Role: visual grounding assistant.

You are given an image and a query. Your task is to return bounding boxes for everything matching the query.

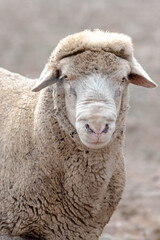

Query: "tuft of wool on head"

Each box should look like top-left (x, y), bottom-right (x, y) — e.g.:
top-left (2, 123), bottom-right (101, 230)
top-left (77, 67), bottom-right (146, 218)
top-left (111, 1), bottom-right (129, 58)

top-left (51, 30), bottom-right (133, 63)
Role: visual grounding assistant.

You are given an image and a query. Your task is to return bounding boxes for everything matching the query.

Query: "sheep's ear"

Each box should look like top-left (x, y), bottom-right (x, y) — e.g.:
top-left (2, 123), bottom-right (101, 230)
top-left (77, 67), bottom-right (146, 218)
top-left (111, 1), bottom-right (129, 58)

top-left (129, 58), bottom-right (157, 88)
top-left (32, 64), bottom-right (59, 92)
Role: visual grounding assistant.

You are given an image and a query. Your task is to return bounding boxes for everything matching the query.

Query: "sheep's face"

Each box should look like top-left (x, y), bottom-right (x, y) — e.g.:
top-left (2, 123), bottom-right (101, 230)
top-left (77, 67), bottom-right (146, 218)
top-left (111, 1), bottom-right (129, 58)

top-left (32, 31), bottom-right (157, 149)
top-left (60, 51), bottom-right (130, 149)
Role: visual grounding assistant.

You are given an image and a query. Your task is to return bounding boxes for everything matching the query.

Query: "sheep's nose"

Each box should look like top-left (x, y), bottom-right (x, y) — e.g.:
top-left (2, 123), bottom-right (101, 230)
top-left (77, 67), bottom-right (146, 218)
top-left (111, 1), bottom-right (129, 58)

top-left (85, 123), bottom-right (109, 135)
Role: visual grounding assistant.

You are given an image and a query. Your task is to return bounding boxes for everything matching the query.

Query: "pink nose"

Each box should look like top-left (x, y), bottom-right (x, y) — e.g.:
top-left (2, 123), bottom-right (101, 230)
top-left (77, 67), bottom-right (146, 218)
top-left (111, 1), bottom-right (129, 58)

top-left (85, 123), bottom-right (109, 135)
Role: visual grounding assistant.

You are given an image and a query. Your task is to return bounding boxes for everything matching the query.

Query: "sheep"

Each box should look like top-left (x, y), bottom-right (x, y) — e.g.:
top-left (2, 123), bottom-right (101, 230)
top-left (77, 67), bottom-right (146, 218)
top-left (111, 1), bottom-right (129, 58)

top-left (0, 30), bottom-right (157, 240)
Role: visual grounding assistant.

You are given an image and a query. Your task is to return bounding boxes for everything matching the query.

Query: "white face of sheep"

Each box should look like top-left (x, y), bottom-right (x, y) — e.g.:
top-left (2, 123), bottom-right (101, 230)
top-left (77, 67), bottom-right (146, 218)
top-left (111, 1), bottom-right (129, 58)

top-left (62, 66), bottom-right (129, 149)
top-left (32, 52), bottom-right (157, 149)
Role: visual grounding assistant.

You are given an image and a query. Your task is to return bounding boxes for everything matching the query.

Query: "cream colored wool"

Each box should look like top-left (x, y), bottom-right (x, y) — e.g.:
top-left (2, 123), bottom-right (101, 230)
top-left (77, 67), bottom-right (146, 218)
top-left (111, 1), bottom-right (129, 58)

top-left (53, 29), bottom-right (133, 62)
top-left (0, 30), bottom-right (155, 240)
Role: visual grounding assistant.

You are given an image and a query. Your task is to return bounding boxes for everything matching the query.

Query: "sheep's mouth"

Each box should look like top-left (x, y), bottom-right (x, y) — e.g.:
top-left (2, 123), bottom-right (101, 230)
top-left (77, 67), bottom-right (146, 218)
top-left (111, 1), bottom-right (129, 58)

top-left (77, 126), bottom-right (114, 149)
top-left (87, 141), bottom-right (104, 145)
top-left (77, 128), bottom-right (114, 149)
top-left (86, 141), bottom-right (108, 149)
top-left (79, 138), bottom-right (110, 149)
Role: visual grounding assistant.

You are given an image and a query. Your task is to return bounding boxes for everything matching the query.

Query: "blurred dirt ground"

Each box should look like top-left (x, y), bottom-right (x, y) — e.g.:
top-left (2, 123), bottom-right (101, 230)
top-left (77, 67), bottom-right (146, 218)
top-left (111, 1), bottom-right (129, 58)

top-left (0, 0), bottom-right (160, 239)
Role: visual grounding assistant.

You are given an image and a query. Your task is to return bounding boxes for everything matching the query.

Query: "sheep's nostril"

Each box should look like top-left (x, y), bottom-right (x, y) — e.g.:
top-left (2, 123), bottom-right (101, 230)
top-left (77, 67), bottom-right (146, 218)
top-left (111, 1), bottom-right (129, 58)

top-left (85, 123), bottom-right (109, 134)
top-left (85, 124), bottom-right (94, 134)
top-left (102, 124), bottom-right (109, 134)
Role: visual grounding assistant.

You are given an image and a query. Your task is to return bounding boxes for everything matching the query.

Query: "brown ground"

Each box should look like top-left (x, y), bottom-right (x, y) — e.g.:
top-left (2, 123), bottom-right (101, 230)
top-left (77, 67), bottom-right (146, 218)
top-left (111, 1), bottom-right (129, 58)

top-left (0, 0), bottom-right (160, 239)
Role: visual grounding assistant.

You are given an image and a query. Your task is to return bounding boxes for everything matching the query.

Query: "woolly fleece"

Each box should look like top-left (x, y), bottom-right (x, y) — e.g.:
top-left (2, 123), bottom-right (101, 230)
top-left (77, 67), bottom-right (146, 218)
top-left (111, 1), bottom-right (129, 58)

top-left (52, 30), bottom-right (133, 63)
top-left (0, 30), bottom-right (131, 240)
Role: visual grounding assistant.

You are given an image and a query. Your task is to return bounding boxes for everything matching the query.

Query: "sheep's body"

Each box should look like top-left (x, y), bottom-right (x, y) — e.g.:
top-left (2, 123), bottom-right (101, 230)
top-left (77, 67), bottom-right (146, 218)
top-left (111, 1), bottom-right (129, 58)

top-left (0, 30), bottom-right (156, 240)
top-left (0, 67), bottom-right (126, 239)
top-left (0, 236), bottom-right (25, 240)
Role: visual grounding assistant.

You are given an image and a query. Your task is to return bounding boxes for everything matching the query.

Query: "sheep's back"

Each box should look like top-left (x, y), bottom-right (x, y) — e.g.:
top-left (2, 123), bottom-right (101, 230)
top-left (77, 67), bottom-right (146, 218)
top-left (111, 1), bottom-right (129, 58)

top-left (0, 68), bottom-right (37, 154)
top-left (0, 68), bottom-right (38, 202)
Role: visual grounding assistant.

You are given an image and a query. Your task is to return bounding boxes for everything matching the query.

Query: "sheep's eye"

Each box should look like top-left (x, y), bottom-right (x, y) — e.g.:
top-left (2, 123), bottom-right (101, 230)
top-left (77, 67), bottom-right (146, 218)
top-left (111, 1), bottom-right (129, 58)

top-left (63, 75), bottom-right (69, 81)
top-left (60, 75), bottom-right (69, 81)
top-left (121, 77), bottom-right (126, 83)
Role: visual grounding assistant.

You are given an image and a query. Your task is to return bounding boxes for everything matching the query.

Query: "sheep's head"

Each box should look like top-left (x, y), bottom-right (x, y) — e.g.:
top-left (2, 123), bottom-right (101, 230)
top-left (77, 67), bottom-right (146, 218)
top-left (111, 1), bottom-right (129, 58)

top-left (32, 30), bottom-right (157, 149)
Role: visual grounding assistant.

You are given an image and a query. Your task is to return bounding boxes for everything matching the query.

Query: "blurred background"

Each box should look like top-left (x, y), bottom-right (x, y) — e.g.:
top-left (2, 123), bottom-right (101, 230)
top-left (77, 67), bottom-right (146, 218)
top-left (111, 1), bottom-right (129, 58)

top-left (0, 0), bottom-right (160, 239)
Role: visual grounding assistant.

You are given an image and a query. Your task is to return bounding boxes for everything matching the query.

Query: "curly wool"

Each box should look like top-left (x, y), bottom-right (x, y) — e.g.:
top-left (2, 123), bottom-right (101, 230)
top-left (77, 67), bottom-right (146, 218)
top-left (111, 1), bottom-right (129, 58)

top-left (0, 68), bottom-right (127, 239)
top-left (31, 82), bottom-right (127, 239)
top-left (0, 30), bottom-right (130, 240)
top-left (52, 29), bottom-right (133, 63)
